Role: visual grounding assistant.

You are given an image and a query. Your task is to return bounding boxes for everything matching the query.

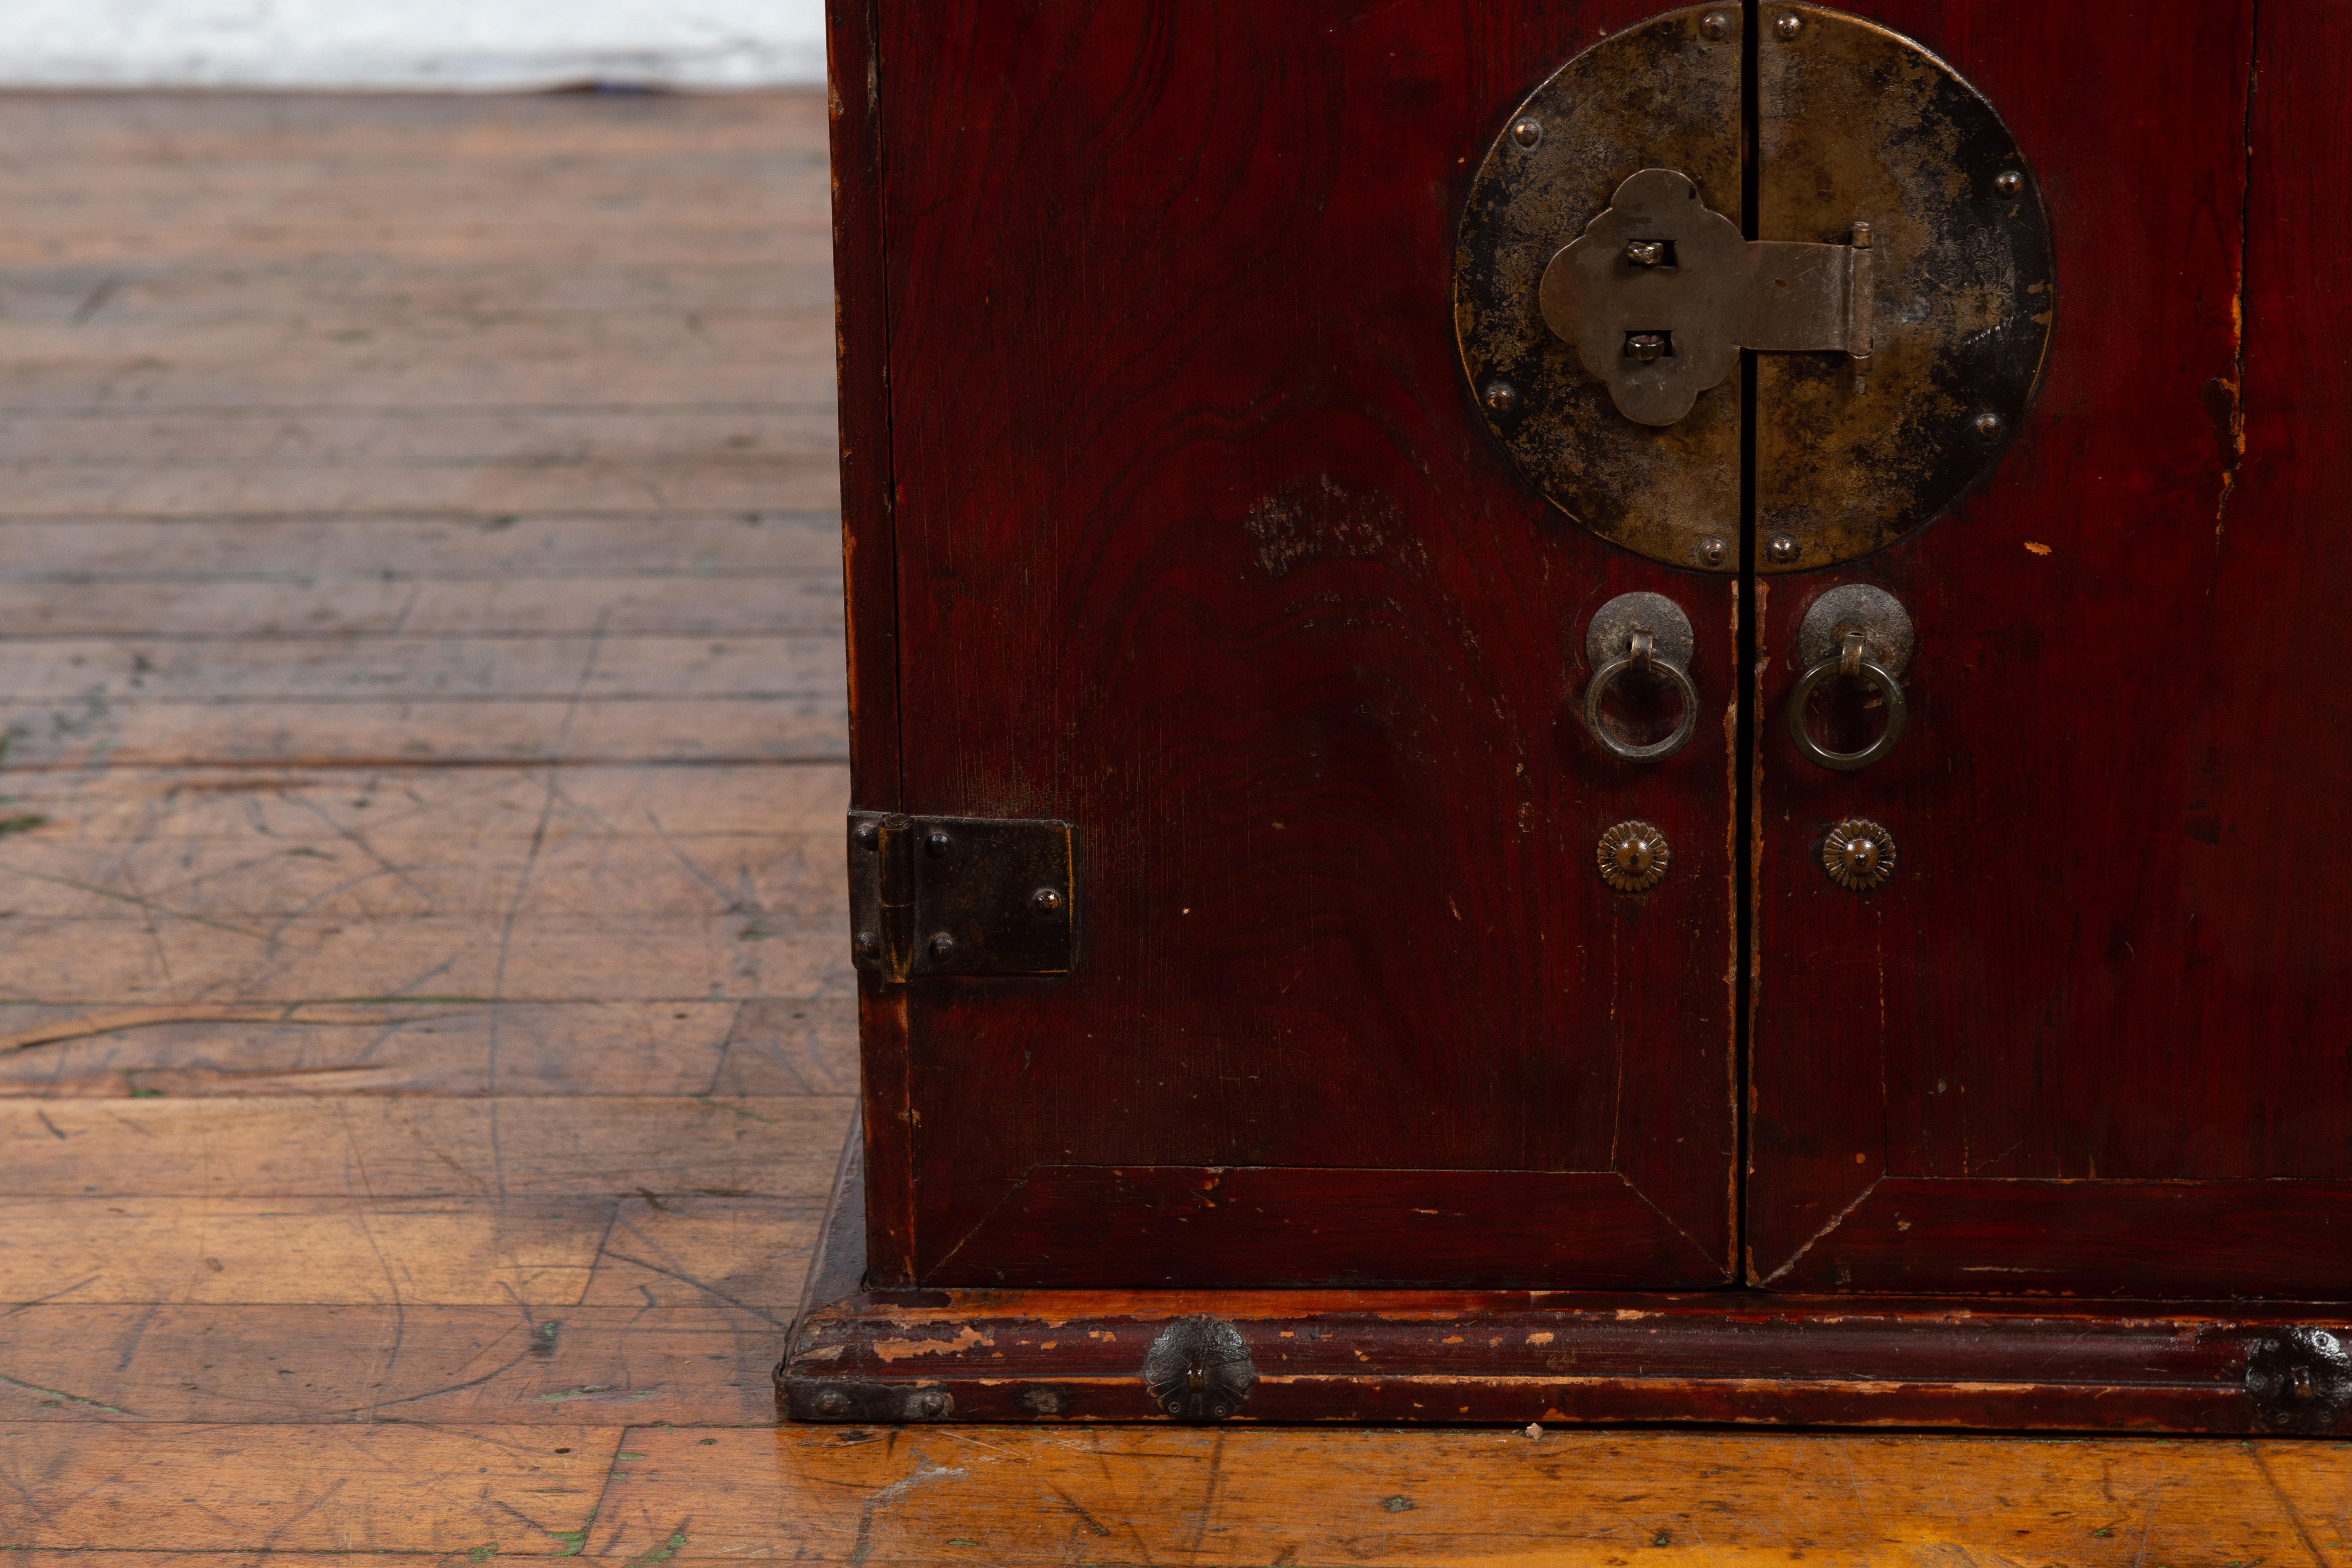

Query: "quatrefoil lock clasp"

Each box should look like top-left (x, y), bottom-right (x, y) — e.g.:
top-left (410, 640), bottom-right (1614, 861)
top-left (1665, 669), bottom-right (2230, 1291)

top-left (1539, 167), bottom-right (1876, 426)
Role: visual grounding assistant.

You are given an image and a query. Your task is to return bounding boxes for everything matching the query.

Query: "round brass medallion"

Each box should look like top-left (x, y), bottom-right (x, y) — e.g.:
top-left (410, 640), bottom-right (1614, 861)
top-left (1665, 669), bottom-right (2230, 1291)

top-left (1822, 818), bottom-right (1898, 891)
top-left (1597, 820), bottom-right (1672, 893)
top-left (1452, 4), bottom-right (2053, 571)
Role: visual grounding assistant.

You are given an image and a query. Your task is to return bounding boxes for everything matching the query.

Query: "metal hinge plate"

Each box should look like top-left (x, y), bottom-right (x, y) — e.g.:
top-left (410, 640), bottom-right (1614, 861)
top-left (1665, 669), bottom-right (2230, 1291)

top-left (847, 812), bottom-right (1076, 982)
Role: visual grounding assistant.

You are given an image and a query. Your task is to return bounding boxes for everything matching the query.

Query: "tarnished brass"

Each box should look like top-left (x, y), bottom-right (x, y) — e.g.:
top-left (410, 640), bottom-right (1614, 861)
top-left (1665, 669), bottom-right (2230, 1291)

top-left (1583, 591), bottom-right (1700, 763)
top-left (1539, 168), bottom-right (1874, 427)
top-left (2246, 1329), bottom-right (2352, 1435)
top-left (1788, 582), bottom-right (1915, 770)
top-left (1788, 634), bottom-right (1908, 771)
top-left (1456, 4), bottom-right (2052, 572)
top-left (1755, 6), bottom-right (2054, 571)
top-left (1796, 583), bottom-right (1914, 675)
top-left (848, 812), bottom-right (1077, 982)
top-left (1454, 6), bottom-right (1743, 572)
top-left (1597, 821), bottom-right (1673, 893)
top-left (1821, 818), bottom-right (1898, 891)
top-left (1143, 1315), bottom-right (1255, 1423)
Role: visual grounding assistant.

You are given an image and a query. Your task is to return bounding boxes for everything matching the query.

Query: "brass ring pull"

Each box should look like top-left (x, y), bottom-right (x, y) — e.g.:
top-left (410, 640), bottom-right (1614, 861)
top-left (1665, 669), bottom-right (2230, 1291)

top-left (1585, 627), bottom-right (1701, 763)
top-left (1787, 629), bottom-right (1908, 771)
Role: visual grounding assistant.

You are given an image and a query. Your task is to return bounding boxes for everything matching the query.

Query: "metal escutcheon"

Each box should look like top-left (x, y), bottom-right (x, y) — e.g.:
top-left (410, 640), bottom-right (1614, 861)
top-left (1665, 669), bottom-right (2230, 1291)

top-left (1787, 584), bottom-right (1912, 771)
top-left (1454, 4), bottom-right (2053, 571)
top-left (1583, 592), bottom-right (1700, 763)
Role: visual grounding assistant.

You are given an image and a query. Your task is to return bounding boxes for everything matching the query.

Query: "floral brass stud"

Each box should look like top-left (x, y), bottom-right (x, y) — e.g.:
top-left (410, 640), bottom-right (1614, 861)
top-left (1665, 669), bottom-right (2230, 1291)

top-left (1822, 818), bottom-right (1898, 891)
top-left (1597, 820), bottom-right (1671, 893)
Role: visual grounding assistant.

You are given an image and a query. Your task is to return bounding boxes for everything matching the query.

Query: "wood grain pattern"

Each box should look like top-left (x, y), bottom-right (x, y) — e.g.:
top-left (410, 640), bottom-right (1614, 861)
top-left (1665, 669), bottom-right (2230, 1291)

top-left (789, 1143), bottom-right (2352, 1431)
top-left (825, 0), bottom-right (918, 1292)
top-left (0, 1424), bottom-right (622, 1553)
top-left (0, 87), bottom-right (860, 1543)
top-left (0, 1096), bottom-right (846, 1197)
top-left (795, 1272), bottom-right (2349, 1431)
top-left (928, 1165), bottom-right (1720, 1289)
top-left (492, 1424), bottom-right (2352, 1564)
top-left (826, 0), bottom-right (900, 813)
top-left (1747, 0), bottom-right (2352, 1298)
top-left (0, 1195), bottom-right (815, 1308)
top-left (3, 75), bottom-right (2343, 1562)
top-left (613, 1426), bottom-right (2352, 1565)
top-left (1764, 1177), bottom-right (2352, 1298)
top-left (0, 998), bottom-right (854, 1099)
top-left (879, 0), bottom-right (1740, 1291)
top-left (0, 513), bottom-right (843, 580)
top-left (0, 1305), bottom-right (780, 1426)
top-left (0, 576), bottom-right (844, 639)
top-left (7, 1420), bottom-right (2349, 1562)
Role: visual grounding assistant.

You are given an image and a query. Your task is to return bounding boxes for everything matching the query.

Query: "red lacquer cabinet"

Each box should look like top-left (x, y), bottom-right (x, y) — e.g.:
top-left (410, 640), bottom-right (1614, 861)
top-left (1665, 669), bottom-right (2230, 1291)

top-left (786, 0), bottom-right (2352, 1432)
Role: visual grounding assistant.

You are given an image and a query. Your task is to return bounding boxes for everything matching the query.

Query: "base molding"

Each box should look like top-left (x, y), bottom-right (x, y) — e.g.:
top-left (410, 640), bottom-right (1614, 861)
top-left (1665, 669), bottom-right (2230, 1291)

top-left (781, 1136), bottom-right (2352, 1433)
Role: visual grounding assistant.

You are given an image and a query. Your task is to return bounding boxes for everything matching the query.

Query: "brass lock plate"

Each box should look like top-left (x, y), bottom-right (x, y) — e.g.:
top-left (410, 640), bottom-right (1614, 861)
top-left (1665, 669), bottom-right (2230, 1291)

top-left (1454, 5), bottom-right (2054, 572)
top-left (1539, 167), bottom-right (1874, 429)
top-left (1455, 6), bottom-right (1745, 570)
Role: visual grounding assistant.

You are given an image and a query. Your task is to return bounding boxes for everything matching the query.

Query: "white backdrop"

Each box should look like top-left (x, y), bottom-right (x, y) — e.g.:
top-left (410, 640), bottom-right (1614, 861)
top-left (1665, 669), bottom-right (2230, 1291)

top-left (6, 0), bottom-right (827, 88)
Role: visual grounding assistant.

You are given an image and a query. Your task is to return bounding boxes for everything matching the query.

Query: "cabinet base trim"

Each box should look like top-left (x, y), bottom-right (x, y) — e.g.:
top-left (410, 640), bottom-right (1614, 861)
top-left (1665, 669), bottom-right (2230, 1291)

top-left (784, 1126), bottom-right (2352, 1433)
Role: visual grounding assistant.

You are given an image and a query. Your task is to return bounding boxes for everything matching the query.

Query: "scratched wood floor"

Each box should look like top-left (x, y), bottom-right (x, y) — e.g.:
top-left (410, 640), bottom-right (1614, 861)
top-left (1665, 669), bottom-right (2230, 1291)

top-left (0, 89), bottom-right (2345, 1567)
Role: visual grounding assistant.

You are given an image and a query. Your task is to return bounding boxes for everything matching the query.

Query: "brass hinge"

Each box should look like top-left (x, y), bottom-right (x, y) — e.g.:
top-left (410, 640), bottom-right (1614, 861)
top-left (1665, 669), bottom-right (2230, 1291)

top-left (847, 812), bottom-right (1077, 982)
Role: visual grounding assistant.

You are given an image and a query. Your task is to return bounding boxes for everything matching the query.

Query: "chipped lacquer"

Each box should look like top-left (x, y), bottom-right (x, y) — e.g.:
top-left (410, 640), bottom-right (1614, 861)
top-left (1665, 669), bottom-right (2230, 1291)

top-left (783, 1131), bottom-right (2352, 1432)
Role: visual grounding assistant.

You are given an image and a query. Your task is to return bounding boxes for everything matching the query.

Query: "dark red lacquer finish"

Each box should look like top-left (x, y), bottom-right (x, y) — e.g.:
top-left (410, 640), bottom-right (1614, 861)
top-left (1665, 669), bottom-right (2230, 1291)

top-left (785, 1134), bottom-right (2352, 1431)
top-left (1748, 0), bottom-right (2352, 1298)
top-left (829, 0), bottom-right (2349, 1340)
top-left (866, 0), bottom-right (1743, 1289)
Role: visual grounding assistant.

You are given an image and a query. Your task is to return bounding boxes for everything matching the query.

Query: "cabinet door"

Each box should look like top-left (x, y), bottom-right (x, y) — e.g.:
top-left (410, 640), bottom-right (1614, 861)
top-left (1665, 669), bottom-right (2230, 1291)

top-left (1749, 0), bottom-right (2352, 1295)
top-left (863, 0), bottom-right (1742, 1290)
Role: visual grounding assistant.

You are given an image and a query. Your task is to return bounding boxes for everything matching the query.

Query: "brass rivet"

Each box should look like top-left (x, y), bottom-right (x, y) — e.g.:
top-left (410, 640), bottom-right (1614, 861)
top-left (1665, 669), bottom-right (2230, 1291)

top-left (1822, 818), bottom-right (1899, 891)
top-left (1775, 12), bottom-right (1803, 39)
top-left (1995, 169), bottom-right (2024, 197)
top-left (1698, 536), bottom-right (1729, 567)
top-left (1482, 380), bottom-right (1519, 415)
top-left (1700, 11), bottom-right (1733, 40)
top-left (1510, 117), bottom-right (1543, 149)
top-left (1972, 409), bottom-right (2006, 443)
top-left (924, 829), bottom-right (951, 857)
top-left (1767, 534), bottom-right (1799, 564)
top-left (1597, 821), bottom-right (1671, 894)
top-left (1032, 887), bottom-right (1062, 913)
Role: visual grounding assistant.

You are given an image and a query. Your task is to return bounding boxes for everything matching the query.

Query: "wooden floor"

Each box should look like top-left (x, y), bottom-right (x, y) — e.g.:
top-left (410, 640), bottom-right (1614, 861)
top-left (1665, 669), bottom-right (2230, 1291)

top-left (0, 88), bottom-right (2345, 1565)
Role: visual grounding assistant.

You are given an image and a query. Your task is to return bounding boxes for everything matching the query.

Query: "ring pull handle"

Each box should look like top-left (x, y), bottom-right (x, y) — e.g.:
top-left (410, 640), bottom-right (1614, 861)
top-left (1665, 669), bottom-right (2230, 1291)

top-left (1583, 591), bottom-right (1700, 764)
top-left (1786, 584), bottom-right (1916, 772)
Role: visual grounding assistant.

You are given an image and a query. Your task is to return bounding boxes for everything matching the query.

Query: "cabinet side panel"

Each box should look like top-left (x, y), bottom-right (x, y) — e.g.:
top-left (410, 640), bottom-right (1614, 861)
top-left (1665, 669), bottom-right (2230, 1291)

top-left (828, 0), bottom-right (914, 1285)
top-left (828, 0), bottom-right (900, 805)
